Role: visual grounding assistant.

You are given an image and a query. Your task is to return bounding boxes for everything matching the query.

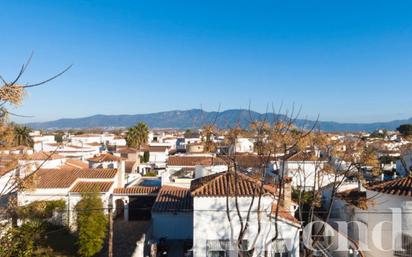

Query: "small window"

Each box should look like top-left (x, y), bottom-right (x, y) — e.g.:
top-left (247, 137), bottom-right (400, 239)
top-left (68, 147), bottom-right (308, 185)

top-left (207, 240), bottom-right (248, 257)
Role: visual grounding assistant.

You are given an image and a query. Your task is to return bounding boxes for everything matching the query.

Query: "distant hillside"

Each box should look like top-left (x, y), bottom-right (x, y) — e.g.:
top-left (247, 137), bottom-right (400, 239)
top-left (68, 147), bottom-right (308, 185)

top-left (26, 109), bottom-right (412, 132)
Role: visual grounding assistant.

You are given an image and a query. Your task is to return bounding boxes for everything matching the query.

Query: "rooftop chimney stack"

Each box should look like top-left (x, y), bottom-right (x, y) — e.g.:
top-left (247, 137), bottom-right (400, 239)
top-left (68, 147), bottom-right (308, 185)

top-left (281, 176), bottom-right (293, 214)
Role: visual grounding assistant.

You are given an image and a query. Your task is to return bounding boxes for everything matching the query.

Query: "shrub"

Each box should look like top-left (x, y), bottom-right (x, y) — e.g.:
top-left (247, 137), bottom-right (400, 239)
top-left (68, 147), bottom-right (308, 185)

top-left (75, 190), bottom-right (108, 257)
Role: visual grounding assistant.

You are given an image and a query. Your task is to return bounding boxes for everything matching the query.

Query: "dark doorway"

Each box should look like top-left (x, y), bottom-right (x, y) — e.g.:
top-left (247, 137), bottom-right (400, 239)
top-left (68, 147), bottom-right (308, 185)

top-left (128, 196), bottom-right (157, 221)
top-left (114, 199), bottom-right (125, 220)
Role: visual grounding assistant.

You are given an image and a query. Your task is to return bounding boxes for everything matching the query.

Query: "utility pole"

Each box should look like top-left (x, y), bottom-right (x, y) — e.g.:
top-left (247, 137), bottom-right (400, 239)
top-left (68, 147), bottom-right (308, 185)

top-left (108, 200), bottom-right (113, 257)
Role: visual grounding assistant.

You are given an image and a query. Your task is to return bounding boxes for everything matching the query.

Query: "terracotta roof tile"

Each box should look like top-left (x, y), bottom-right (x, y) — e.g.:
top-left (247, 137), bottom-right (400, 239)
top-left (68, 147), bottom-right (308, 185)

top-left (116, 147), bottom-right (138, 154)
top-left (271, 204), bottom-right (300, 224)
top-left (70, 181), bottom-right (113, 193)
top-left (65, 159), bottom-right (89, 169)
top-left (113, 186), bottom-right (160, 195)
top-left (152, 186), bottom-right (192, 212)
top-left (366, 176), bottom-right (412, 197)
top-left (149, 146), bottom-right (169, 152)
top-left (19, 151), bottom-right (65, 160)
top-left (167, 156), bottom-right (226, 167)
top-left (190, 171), bottom-right (276, 197)
top-left (88, 154), bottom-right (123, 163)
top-left (34, 168), bottom-right (117, 189)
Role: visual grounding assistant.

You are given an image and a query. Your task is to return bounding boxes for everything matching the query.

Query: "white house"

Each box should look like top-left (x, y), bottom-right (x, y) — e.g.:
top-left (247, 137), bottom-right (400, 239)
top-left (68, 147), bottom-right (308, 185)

top-left (87, 153), bottom-right (124, 169)
top-left (162, 156), bottom-right (227, 186)
top-left (151, 185), bottom-right (193, 240)
top-left (17, 164), bottom-right (126, 229)
top-left (278, 152), bottom-right (338, 191)
top-left (322, 176), bottom-right (412, 257)
top-left (41, 143), bottom-right (99, 160)
top-left (148, 145), bottom-right (170, 168)
top-left (191, 171), bottom-right (300, 257)
top-left (229, 138), bottom-right (255, 154)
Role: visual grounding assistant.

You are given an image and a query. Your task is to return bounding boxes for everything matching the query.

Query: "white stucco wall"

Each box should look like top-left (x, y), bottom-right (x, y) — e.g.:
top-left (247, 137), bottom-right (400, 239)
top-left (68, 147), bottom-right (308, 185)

top-left (193, 196), bottom-right (300, 257)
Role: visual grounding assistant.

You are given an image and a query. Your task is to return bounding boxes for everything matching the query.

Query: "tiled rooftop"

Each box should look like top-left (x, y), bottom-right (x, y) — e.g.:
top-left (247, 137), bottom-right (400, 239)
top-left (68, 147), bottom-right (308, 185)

top-left (366, 176), bottom-right (412, 197)
top-left (34, 168), bottom-right (117, 189)
top-left (65, 159), bottom-right (89, 169)
top-left (152, 185), bottom-right (192, 212)
top-left (149, 145), bottom-right (169, 152)
top-left (167, 156), bottom-right (226, 167)
top-left (70, 181), bottom-right (113, 193)
top-left (113, 186), bottom-right (160, 195)
top-left (190, 171), bottom-right (276, 197)
top-left (88, 153), bottom-right (123, 163)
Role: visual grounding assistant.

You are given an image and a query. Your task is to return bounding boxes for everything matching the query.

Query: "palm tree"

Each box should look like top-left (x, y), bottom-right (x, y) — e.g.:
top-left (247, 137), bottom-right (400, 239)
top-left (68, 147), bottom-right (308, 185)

top-left (13, 125), bottom-right (33, 147)
top-left (126, 122), bottom-right (149, 149)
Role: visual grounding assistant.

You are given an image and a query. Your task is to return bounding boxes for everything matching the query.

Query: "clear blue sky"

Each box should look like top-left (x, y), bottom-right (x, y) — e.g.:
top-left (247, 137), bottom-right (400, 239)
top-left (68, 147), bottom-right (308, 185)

top-left (1, 0), bottom-right (412, 123)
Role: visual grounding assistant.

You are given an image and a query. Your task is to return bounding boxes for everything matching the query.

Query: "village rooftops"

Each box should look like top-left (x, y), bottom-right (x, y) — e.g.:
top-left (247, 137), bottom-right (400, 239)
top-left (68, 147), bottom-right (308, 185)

top-left (87, 153), bottom-right (123, 163)
top-left (34, 168), bottom-right (118, 189)
top-left (365, 175), bottom-right (412, 197)
top-left (64, 159), bottom-right (89, 169)
top-left (116, 147), bottom-right (138, 154)
top-left (190, 171), bottom-right (277, 197)
top-left (149, 145), bottom-right (170, 152)
top-left (113, 186), bottom-right (160, 195)
top-left (69, 181), bottom-right (113, 193)
top-left (167, 156), bottom-right (226, 167)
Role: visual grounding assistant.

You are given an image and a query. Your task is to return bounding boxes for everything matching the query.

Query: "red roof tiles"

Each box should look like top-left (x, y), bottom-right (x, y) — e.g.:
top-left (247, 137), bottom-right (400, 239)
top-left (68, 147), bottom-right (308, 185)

top-left (65, 159), bottom-right (89, 169)
top-left (113, 186), bottom-right (160, 195)
top-left (149, 146), bottom-right (169, 152)
top-left (190, 171), bottom-right (276, 197)
top-left (271, 204), bottom-right (300, 224)
top-left (88, 154), bottom-right (123, 163)
top-left (366, 176), bottom-right (412, 197)
top-left (152, 186), bottom-right (192, 212)
top-left (167, 156), bottom-right (226, 167)
top-left (34, 168), bottom-right (117, 189)
top-left (70, 181), bottom-right (113, 193)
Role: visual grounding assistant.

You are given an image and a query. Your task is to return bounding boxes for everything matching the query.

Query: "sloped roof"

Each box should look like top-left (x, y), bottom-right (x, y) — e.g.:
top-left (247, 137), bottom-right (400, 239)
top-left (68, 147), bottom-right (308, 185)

top-left (20, 151), bottom-right (65, 160)
top-left (167, 156), bottom-right (226, 167)
top-left (65, 159), bottom-right (89, 169)
top-left (70, 181), bottom-right (113, 193)
top-left (190, 171), bottom-right (276, 197)
top-left (271, 204), bottom-right (300, 224)
top-left (113, 186), bottom-right (160, 195)
top-left (149, 146), bottom-right (169, 152)
top-left (88, 154), bottom-right (123, 163)
top-left (365, 176), bottom-right (412, 197)
top-left (116, 147), bottom-right (138, 154)
top-left (34, 168), bottom-right (117, 189)
top-left (152, 185), bottom-right (192, 212)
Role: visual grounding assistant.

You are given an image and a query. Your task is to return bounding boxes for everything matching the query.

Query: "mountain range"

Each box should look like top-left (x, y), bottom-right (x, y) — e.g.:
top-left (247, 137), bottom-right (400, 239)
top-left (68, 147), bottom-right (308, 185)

top-left (26, 109), bottom-right (412, 132)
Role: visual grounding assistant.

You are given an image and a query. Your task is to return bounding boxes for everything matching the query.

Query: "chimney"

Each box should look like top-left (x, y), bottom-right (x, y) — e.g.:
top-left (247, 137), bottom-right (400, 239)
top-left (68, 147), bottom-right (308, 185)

top-left (281, 176), bottom-right (293, 214)
top-left (117, 160), bottom-right (126, 187)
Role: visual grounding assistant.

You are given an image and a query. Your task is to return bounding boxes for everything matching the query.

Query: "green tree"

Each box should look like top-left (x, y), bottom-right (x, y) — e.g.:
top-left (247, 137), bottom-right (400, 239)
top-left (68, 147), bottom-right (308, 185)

top-left (54, 131), bottom-right (64, 143)
top-left (13, 124), bottom-right (33, 147)
top-left (0, 221), bottom-right (45, 257)
top-left (143, 151), bottom-right (150, 163)
top-left (75, 190), bottom-right (107, 257)
top-left (126, 122), bottom-right (149, 148)
top-left (397, 124), bottom-right (412, 136)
